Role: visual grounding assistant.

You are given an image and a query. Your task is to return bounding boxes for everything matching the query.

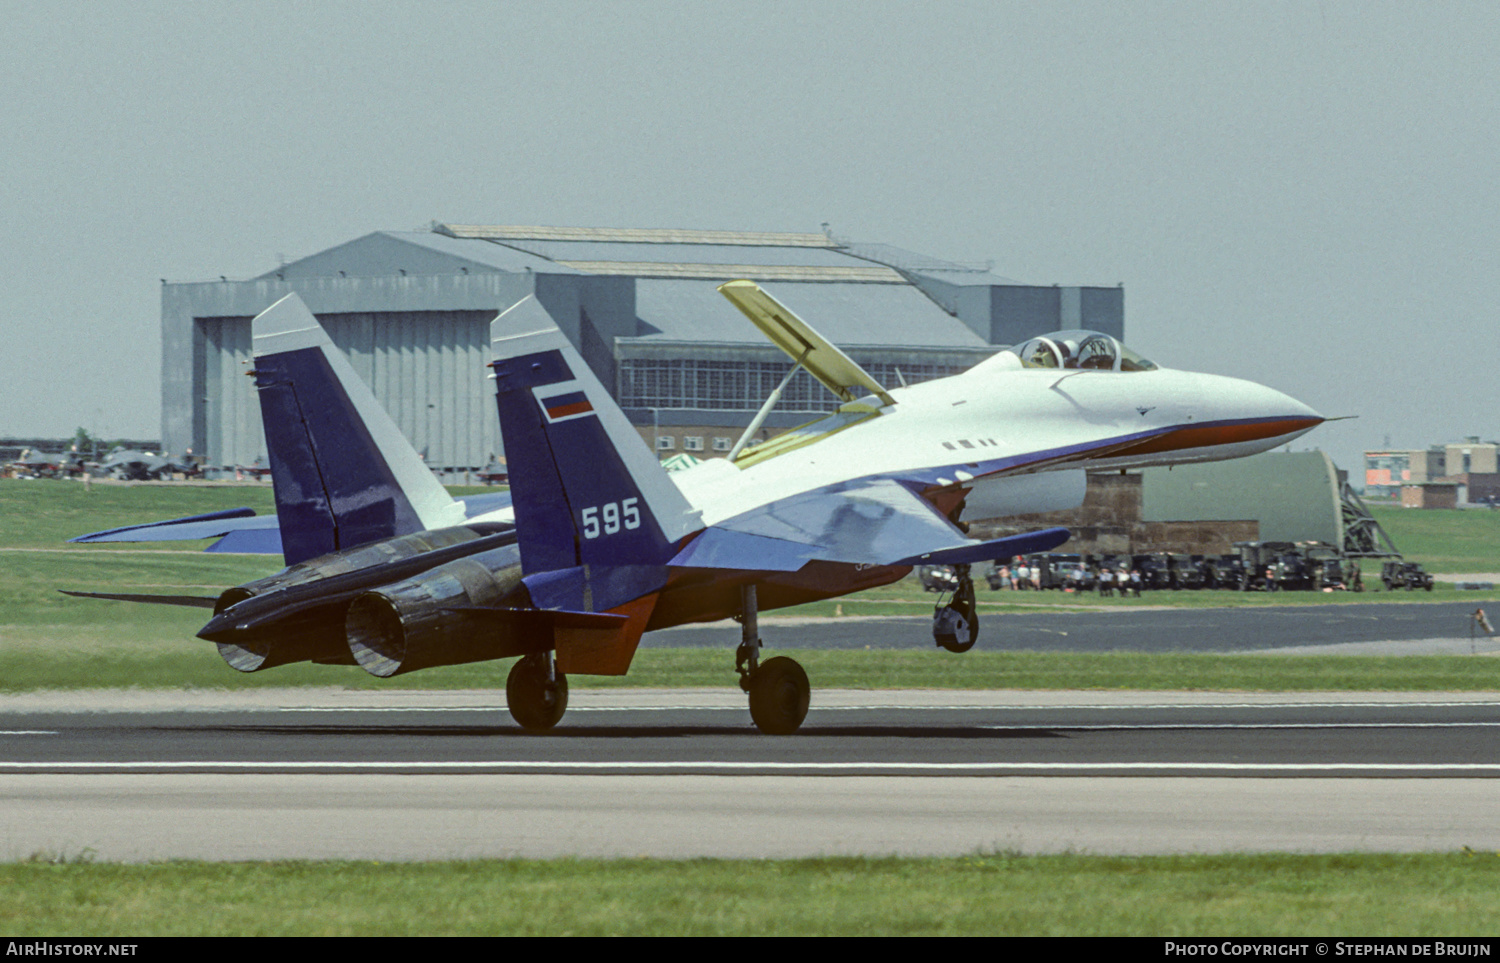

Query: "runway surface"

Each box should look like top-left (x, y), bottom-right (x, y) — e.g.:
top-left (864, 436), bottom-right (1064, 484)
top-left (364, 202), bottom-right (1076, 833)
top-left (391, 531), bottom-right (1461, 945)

top-left (4, 602), bottom-right (1499, 861)
top-left (2, 686), bottom-right (1498, 861)
top-left (7, 773), bottom-right (1498, 862)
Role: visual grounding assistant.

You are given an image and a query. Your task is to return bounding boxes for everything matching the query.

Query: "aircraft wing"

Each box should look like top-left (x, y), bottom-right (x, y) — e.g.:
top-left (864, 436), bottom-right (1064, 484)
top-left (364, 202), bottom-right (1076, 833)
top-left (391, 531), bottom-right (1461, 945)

top-left (68, 492), bottom-right (514, 555)
top-left (718, 280), bottom-right (896, 406)
top-left (668, 478), bottom-right (1069, 572)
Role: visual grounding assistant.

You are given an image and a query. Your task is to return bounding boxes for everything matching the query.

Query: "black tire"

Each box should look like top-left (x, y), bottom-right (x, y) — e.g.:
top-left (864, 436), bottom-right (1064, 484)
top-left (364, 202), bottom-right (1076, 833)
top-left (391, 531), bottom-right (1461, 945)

top-left (934, 580), bottom-right (978, 653)
top-left (506, 653), bottom-right (568, 731)
top-left (748, 656), bottom-right (810, 735)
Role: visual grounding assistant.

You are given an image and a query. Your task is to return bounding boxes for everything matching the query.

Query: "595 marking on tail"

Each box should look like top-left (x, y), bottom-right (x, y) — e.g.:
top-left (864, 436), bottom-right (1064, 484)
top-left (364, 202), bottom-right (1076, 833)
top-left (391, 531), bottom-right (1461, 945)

top-left (581, 498), bottom-right (640, 539)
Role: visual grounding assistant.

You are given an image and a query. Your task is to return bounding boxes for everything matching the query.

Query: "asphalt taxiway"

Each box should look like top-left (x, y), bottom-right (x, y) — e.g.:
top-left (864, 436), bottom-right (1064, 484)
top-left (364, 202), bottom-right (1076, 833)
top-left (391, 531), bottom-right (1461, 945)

top-left (647, 601), bottom-right (1500, 653)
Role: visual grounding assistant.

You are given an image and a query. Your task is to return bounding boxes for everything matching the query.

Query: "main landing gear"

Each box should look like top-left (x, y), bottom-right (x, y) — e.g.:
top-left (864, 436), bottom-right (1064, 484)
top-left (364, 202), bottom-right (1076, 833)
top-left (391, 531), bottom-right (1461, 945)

top-left (736, 585), bottom-right (810, 735)
top-left (507, 651), bottom-right (569, 731)
top-left (932, 563), bottom-right (978, 653)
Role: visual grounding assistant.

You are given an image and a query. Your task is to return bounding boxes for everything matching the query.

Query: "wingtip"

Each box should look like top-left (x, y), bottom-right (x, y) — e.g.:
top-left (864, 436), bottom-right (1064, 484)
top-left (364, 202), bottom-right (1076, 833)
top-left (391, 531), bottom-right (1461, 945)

top-left (717, 279), bottom-right (758, 296)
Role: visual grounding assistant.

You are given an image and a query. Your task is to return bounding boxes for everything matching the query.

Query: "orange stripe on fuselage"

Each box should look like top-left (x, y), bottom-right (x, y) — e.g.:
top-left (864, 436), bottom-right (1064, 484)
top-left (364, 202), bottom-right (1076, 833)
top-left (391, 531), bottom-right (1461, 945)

top-left (1104, 417), bottom-right (1322, 459)
top-left (645, 562), bottom-right (909, 632)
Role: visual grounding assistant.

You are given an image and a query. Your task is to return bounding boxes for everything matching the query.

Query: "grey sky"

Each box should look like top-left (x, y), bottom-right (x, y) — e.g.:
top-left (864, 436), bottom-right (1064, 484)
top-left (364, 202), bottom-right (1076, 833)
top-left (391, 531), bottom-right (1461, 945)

top-left (4, 0), bottom-right (1495, 477)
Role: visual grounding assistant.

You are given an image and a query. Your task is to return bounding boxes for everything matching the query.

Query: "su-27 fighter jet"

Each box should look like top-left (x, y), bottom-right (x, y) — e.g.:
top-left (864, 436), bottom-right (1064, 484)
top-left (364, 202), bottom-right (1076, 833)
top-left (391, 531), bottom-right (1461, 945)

top-left (70, 285), bottom-right (1321, 734)
top-left (474, 283), bottom-right (1321, 732)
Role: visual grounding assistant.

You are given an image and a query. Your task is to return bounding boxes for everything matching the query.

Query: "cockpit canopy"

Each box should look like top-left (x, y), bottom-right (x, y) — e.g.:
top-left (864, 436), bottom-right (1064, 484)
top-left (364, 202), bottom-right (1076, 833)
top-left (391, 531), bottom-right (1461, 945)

top-left (1008, 330), bottom-right (1157, 372)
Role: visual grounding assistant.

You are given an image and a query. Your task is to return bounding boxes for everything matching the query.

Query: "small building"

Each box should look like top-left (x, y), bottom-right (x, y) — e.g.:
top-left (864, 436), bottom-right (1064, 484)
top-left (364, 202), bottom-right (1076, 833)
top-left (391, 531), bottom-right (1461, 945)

top-left (1365, 436), bottom-right (1497, 502)
top-left (1364, 447), bottom-right (1447, 496)
top-left (1402, 483), bottom-right (1460, 509)
top-left (1445, 437), bottom-right (1499, 476)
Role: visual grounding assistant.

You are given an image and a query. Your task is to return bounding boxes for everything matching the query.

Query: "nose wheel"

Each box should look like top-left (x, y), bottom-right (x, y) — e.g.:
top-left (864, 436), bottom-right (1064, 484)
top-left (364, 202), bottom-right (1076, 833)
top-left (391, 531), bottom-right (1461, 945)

top-left (506, 652), bottom-right (569, 731)
top-left (933, 565), bottom-right (978, 653)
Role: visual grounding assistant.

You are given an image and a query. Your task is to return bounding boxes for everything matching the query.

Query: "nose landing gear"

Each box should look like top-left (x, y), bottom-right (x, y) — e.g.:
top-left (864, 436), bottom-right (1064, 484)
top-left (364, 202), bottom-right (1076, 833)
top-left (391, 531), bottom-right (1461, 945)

top-left (932, 564), bottom-right (978, 653)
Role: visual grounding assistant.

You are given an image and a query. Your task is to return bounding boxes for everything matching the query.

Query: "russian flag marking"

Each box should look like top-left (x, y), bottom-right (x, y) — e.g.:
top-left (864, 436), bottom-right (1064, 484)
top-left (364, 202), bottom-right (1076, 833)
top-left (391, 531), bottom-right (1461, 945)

top-left (540, 390), bottom-right (594, 422)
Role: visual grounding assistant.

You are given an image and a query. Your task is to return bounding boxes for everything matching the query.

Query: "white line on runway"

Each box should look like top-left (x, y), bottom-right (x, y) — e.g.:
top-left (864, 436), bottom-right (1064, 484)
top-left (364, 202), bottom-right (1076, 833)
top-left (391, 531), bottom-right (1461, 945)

top-left (982, 722), bottom-right (1500, 730)
top-left (285, 700), bottom-right (1500, 712)
top-left (0, 731), bottom-right (56, 736)
top-left (3, 761), bottom-right (1500, 774)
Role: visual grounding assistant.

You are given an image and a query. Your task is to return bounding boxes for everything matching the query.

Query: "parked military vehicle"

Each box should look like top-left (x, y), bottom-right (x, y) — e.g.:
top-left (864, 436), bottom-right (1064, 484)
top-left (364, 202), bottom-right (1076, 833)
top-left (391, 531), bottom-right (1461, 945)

top-left (917, 565), bottom-right (961, 593)
top-left (1131, 553), bottom-right (1174, 590)
top-left (1203, 555), bottom-right (1245, 590)
top-left (1381, 560), bottom-right (1434, 592)
top-left (968, 542), bottom-right (1409, 596)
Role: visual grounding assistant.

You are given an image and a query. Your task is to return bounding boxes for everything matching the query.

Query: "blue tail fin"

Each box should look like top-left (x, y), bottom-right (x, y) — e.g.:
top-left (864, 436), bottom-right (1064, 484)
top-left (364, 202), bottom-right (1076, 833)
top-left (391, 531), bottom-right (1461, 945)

top-left (251, 294), bottom-right (465, 565)
top-left (489, 296), bottom-right (699, 577)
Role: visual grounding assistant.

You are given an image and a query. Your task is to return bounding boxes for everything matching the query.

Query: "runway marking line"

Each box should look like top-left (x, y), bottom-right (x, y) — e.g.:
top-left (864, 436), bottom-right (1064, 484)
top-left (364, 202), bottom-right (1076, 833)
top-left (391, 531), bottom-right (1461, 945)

top-left (286, 700), bottom-right (1500, 712)
top-left (983, 722), bottom-right (1500, 730)
top-left (3, 761), bottom-right (1500, 774)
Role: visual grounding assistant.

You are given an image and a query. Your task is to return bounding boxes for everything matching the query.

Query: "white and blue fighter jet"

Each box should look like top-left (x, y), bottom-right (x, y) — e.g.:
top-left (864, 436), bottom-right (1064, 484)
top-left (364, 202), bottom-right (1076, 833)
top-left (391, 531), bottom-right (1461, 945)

top-left (71, 284), bottom-right (1321, 733)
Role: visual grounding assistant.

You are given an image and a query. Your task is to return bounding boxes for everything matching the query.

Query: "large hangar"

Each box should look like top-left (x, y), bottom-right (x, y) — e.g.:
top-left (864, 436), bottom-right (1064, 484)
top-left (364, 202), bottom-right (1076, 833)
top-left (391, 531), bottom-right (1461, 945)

top-left (162, 224), bottom-right (1125, 475)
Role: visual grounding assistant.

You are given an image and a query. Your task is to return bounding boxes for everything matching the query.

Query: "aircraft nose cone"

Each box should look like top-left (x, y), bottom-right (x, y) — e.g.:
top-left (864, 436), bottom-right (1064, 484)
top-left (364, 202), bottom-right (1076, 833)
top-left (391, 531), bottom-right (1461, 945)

top-left (1163, 372), bottom-right (1326, 458)
top-left (1237, 379), bottom-right (1324, 447)
top-left (1265, 383), bottom-right (1324, 428)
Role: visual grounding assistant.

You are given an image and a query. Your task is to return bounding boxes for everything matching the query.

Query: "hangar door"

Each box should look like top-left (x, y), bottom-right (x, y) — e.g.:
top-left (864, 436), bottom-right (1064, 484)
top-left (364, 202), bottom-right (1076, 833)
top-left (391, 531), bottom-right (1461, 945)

top-left (196, 310), bottom-right (501, 474)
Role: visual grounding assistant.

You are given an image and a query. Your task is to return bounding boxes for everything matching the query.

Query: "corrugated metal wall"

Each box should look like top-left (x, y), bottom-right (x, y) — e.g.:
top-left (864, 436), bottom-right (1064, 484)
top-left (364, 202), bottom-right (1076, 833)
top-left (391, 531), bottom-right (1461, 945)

top-left (197, 311), bottom-right (501, 473)
top-left (199, 316), bottom-right (261, 468)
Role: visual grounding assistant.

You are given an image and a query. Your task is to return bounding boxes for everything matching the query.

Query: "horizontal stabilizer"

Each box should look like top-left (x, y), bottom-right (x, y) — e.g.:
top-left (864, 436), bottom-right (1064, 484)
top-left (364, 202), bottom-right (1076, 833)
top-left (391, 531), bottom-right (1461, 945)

top-left (68, 495), bottom-right (508, 555)
top-left (205, 528), bottom-right (285, 554)
top-left (718, 280), bottom-right (895, 406)
top-left (894, 526), bottom-right (1072, 566)
top-left (69, 508), bottom-right (263, 544)
top-left (455, 491), bottom-right (514, 518)
top-left (60, 590), bottom-right (219, 609)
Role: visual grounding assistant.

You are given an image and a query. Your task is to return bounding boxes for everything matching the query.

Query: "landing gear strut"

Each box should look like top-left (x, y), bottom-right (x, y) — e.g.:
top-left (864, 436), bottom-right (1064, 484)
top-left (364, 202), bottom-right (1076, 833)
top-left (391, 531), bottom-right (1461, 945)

top-left (736, 584), bottom-right (809, 735)
top-left (933, 563), bottom-right (978, 653)
top-left (506, 651), bottom-right (568, 731)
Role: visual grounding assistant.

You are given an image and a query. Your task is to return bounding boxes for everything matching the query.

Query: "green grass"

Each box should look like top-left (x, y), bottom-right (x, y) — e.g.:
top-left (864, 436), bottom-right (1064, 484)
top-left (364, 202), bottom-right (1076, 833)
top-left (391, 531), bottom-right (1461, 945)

top-left (4, 853), bottom-right (1499, 935)
top-left (0, 478), bottom-right (277, 550)
top-left (1370, 504), bottom-right (1500, 573)
top-left (2, 646), bottom-right (1496, 694)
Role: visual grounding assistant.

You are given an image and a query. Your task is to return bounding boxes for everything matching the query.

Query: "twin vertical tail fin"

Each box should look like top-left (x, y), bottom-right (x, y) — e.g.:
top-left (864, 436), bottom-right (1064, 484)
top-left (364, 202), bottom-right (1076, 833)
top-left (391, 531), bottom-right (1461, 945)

top-left (251, 294), bottom-right (465, 566)
top-left (489, 296), bottom-right (699, 579)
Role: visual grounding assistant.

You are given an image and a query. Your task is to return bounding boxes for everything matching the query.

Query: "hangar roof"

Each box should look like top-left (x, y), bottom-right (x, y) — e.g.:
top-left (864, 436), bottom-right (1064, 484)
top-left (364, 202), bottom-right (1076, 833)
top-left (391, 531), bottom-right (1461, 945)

top-left (482, 239), bottom-right (874, 268)
top-left (632, 280), bottom-right (989, 349)
top-left (267, 224), bottom-right (1021, 291)
top-left (262, 230), bottom-right (574, 279)
top-left (436, 224), bottom-right (836, 247)
top-left (254, 223), bottom-right (1101, 353)
top-left (842, 242), bottom-right (1020, 285)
